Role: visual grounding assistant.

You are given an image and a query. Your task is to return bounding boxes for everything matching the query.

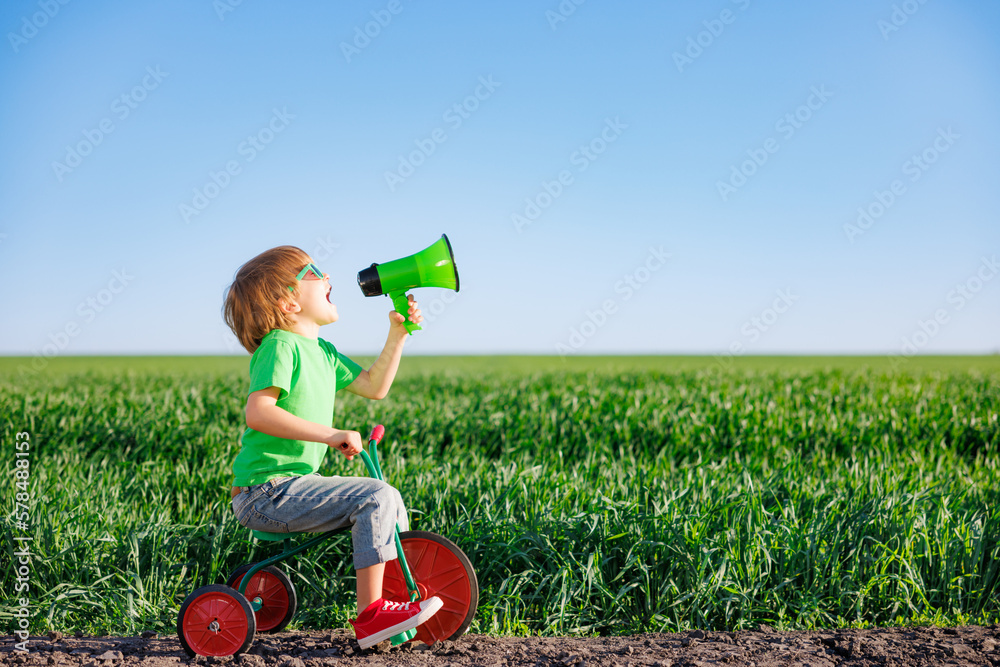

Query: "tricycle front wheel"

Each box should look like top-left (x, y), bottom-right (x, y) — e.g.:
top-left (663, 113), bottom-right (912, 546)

top-left (382, 530), bottom-right (479, 644)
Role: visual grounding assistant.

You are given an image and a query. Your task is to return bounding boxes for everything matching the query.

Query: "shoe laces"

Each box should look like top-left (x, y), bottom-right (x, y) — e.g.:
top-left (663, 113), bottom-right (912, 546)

top-left (381, 600), bottom-right (412, 612)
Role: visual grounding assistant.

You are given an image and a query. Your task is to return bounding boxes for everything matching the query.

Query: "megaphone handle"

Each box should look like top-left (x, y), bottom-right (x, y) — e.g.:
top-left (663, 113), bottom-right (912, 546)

top-left (389, 290), bottom-right (421, 335)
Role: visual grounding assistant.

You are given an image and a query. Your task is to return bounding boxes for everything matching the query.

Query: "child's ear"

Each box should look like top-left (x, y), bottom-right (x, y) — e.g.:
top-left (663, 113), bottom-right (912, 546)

top-left (279, 297), bottom-right (301, 314)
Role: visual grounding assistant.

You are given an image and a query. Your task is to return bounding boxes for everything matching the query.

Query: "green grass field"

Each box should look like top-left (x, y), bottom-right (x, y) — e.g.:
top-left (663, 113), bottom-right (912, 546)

top-left (2, 354), bottom-right (999, 377)
top-left (1, 355), bottom-right (998, 636)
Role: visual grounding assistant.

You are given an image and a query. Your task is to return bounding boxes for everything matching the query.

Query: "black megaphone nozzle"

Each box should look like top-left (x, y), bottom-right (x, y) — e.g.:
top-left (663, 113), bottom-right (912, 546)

top-left (357, 263), bottom-right (383, 296)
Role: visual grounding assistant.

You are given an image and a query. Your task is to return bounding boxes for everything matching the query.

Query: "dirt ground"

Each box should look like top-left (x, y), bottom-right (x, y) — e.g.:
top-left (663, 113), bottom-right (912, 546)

top-left (3, 626), bottom-right (1000, 667)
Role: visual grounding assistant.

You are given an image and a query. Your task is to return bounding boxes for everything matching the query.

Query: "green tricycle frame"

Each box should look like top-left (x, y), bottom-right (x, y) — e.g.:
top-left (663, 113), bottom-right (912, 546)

top-left (177, 425), bottom-right (479, 657)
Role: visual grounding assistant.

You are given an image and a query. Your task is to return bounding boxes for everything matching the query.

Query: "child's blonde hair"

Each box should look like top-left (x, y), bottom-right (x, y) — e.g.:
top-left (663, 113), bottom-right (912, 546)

top-left (223, 245), bottom-right (312, 353)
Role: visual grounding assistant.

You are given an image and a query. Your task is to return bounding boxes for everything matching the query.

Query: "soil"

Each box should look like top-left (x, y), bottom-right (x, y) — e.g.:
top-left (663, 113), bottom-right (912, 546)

top-left (3, 626), bottom-right (1000, 667)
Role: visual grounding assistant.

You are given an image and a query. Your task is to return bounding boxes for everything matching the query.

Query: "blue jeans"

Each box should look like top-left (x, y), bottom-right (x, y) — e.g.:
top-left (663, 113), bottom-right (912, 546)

top-left (231, 472), bottom-right (409, 570)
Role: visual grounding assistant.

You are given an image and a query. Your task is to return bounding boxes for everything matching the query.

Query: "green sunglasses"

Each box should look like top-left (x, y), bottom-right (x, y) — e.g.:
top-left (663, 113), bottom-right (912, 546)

top-left (287, 263), bottom-right (325, 292)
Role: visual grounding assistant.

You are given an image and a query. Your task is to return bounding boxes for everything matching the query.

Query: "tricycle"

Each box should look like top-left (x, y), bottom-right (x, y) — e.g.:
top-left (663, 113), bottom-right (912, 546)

top-left (176, 425), bottom-right (478, 656)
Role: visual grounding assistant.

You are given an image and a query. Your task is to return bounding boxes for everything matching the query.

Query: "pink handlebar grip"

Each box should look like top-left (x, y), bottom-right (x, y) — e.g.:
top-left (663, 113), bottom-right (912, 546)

top-left (367, 424), bottom-right (385, 444)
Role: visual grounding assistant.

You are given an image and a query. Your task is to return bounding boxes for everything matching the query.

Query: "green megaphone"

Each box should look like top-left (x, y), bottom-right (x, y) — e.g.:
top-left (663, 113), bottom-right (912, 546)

top-left (357, 234), bottom-right (460, 334)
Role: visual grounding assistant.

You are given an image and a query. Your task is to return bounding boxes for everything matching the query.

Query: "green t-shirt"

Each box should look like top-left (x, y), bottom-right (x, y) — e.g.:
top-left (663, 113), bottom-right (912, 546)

top-left (232, 329), bottom-right (364, 487)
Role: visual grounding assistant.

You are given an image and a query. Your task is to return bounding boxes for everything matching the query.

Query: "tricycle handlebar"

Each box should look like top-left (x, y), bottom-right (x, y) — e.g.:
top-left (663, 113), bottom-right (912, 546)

top-left (367, 424), bottom-right (385, 445)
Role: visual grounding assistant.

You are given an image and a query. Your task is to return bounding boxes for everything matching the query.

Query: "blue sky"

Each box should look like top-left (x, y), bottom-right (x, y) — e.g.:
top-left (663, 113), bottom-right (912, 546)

top-left (1, 0), bottom-right (997, 357)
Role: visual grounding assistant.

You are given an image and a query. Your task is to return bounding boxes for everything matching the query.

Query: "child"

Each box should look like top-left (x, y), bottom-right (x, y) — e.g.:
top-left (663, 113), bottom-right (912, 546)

top-left (222, 245), bottom-right (441, 649)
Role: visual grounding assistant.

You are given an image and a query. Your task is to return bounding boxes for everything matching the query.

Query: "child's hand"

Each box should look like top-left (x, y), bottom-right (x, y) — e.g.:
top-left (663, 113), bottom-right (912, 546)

top-left (389, 293), bottom-right (423, 334)
top-left (327, 429), bottom-right (363, 460)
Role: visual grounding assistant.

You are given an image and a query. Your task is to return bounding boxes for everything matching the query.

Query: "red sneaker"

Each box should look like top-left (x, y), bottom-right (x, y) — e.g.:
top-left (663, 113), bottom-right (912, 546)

top-left (350, 597), bottom-right (443, 649)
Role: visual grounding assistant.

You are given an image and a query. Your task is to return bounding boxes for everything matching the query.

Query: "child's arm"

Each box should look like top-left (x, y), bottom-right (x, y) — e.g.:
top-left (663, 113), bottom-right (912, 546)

top-left (246, 387), bottom-right (363, 459)
top-left (346, 294), bottom-right (422, 400)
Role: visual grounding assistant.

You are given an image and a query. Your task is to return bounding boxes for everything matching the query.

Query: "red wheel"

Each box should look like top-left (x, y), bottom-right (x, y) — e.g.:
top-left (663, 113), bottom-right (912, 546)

top-left (382, 531), bottom-right (479, 645)
top-left (227, 564), bottom-right (297, 633)
top-left (177, 584), bottom-right (256, 657)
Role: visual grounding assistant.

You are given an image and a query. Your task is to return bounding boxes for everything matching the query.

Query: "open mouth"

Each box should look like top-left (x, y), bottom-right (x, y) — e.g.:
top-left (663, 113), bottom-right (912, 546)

top-left (326, 288), bottom-right (332, 304)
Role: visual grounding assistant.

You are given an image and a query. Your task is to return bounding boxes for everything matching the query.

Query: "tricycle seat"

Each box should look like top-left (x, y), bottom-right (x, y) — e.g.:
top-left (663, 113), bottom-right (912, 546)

top-left (251, 530), bottom-right (291, 542)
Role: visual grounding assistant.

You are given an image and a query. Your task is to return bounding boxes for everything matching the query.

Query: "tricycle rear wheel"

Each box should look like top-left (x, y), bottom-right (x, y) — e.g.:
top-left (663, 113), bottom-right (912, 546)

top-left (226, 564), bottom-right (297, 633)
top-left (177, 584), bottom-right (256, 657)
